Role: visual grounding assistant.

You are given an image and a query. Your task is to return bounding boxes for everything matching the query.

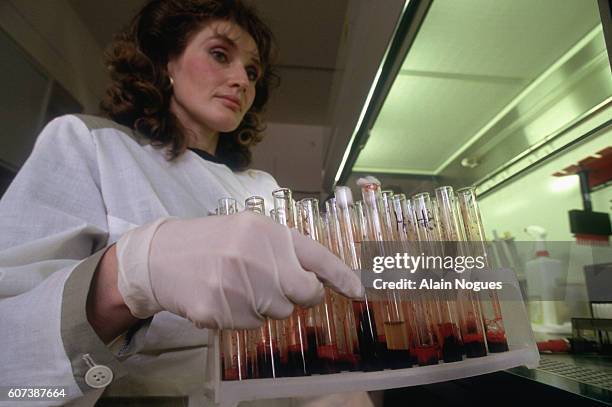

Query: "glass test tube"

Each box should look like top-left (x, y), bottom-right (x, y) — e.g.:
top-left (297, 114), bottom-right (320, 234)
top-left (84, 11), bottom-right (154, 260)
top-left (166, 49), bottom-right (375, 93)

top-left (244, 199), bottom-right (259, 380)
top-left (435, 187), bottom-right (487, 358)
top-left (245, 196), bottom-right (265, 215)
top-left (217, 198), bottom-right (250, 380)
top-left (361, 182), bottom-right (412, 369)
top-left (292, 198), bottom-right (301, 233)
top-left (269, 193), bottom-right (288, 378)
top-left (412, 192), bottom-right (465, 363)
top-left (400, 196), bottom-right (419, 242)
top-left (354, 200), bottom-right (390, 363)
top-left (244, 196), bottom-right (282, 378)
top-left (299, 198), bottom-right (340, 374)
top-left (456, 187), bottom-right (509, 353)
top-left (392, 193), bottom-right (438, 366)
top-left (334, 187), bottom-right (383, 371)
top-left (325, 199), bottom-right (361, 371)
top-left (381, 190), bottom-right (417, 367)
top-left (218, 197), bottom-right (239, 216)
top-left (353, 201), bottom-right (368, 259)
top-left (272, 188), bottom-right (310, 376)
top-left (294, 200), bottom-right (304, 234)
top-left (390, 194), bottom-right (418, 344)
top-left (381, 191), bottom-right (399, 241)
top-left (320, 210), bottom-right (333, 252)
top-left (391, 194), bottom-right (408, 242)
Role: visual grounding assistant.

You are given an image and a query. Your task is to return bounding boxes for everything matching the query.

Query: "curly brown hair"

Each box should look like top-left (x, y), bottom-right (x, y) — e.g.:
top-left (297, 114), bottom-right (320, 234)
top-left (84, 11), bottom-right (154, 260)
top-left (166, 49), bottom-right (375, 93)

top-left (100, 0), bottom-right (279, 170)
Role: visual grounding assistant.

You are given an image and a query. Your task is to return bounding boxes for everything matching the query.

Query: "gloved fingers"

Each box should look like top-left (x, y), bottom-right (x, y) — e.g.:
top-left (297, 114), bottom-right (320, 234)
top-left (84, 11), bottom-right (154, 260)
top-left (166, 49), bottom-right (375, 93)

top-left (262, 294), bottom-right (295, 320)
top-left (247, 220), bottom-right (325, 308)
top-left (188, 310), bottom-right (265, 330)
top-left (273, 246), bottom-right (325, 307)
top-left (282, 272), bottom-right (325, 307)
top-left (290, 229), bottom-right (364, 299)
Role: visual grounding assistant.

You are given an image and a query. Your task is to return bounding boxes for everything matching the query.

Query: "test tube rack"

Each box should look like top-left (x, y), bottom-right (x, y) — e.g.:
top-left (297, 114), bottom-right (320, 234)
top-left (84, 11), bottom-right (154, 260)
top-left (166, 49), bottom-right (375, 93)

top-left (203, 268), bottom-right (539, 407)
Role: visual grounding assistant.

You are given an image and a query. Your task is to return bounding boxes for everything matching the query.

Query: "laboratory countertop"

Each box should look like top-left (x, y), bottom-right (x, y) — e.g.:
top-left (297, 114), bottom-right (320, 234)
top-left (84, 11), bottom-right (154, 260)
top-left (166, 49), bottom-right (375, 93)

top-left (507, 353), bottom-right (612, 405)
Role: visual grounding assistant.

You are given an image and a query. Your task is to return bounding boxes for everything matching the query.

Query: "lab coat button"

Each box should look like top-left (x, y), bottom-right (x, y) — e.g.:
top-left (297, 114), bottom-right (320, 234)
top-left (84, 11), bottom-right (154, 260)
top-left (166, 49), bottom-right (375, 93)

top-left (84, 365), bottom-right (113, 388)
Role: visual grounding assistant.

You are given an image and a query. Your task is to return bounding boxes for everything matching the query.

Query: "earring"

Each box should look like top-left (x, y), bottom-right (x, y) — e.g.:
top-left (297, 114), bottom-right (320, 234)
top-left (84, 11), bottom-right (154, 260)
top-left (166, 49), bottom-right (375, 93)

top-left (169, 77), bottom-right (174, 86)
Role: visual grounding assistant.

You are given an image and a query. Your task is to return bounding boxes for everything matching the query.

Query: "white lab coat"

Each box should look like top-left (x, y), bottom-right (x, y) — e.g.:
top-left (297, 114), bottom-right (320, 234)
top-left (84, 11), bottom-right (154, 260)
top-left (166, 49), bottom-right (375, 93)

top-left (0, 115), bottom-right (374, 407)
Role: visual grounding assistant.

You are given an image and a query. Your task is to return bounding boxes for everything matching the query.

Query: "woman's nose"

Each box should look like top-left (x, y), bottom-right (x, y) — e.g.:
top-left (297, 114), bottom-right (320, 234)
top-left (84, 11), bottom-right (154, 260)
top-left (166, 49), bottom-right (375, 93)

top-left (229, 63), bottom-right (249, 90)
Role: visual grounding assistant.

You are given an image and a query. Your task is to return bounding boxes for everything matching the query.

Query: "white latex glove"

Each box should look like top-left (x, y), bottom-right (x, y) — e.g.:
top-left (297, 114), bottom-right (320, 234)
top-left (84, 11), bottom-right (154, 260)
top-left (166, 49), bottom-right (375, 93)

top-left (116, 212), bottom-right (363, 329)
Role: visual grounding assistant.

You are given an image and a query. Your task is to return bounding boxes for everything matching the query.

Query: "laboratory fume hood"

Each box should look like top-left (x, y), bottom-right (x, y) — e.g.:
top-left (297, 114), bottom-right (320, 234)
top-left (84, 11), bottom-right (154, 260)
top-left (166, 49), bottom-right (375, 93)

top-left (328, 0), bottom-right (612, 199)
top-left (321, 1), bottom-right (612, 404)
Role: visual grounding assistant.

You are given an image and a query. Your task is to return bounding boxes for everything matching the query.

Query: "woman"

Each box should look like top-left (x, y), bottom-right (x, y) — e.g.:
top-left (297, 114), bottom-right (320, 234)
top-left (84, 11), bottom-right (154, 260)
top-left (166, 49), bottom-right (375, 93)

top-left (0, 1), bottom-right (369, 405)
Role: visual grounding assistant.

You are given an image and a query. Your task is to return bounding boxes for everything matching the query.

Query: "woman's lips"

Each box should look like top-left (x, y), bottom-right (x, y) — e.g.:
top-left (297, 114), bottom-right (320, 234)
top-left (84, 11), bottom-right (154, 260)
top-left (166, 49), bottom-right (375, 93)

top-left (216, 95), bottom-right (241, 112)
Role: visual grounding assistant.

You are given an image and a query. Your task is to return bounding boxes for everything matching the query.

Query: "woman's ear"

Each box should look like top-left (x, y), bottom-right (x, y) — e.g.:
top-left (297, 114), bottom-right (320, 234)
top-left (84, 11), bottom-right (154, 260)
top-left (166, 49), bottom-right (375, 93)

top-left (166, 60), bottom-right (175, 83)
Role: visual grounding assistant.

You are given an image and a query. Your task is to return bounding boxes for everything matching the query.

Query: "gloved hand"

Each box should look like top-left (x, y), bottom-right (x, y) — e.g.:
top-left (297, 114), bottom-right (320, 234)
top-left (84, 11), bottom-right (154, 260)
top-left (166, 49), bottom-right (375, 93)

top-left (116, 212), bottom-right (363, 329)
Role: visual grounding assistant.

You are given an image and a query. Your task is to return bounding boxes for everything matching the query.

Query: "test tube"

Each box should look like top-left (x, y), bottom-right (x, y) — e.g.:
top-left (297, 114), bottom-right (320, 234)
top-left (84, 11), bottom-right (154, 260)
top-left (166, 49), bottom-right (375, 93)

top-left (354, 200), bottom-right (389, 363)
top-left (217, 198), bottom-right (249, 380)
top-left (218, 197), bottom-right (238, 215)
top-left (360, 181), bottom-right (412, 369)
top-left (294, 200), bottom-right (304, 234)
top-left (456, 187), bottom-right (509, 353)
top-left (381, 191), bottom-right (399, 241)
top-left (244, 196), bottom-right (262, 378)
top-left (320, 210), bottom-right (333, 253)
top-left (353, 201), bottom-right (368, 259)
top-left (273, 189), bottom-right (294, 227)
top-left (245, 196), bottom-right (265, 215)
top-left (404, 291), bottom-right (439, 366)
top-left (412, 193), bottom-right (441, 242)
top-left (300, 198), bottom-right (340, 374)
top-left (292, 197), bottom-right (301, 232)
top-left (380, 190), bottom-right (416, 368)
top-left (391, 193), bottom-right (436, 365)
top-left (220, 329), bottom-right (249, 380)
top-left (401, 196), bottom-right (419, 242)
top-left (383, 190), bottom-right (419, 366)
top-left (244, 196), bottom-right (282, 378)
top-left (335, 187), bottom-right (383, 371)
top-left (272, 188), bottom-right (309, 376)
top-left (392, 194), bottom-right (408, 242)
top-left (412, 192), bottom-right (465, 363)
top-left (435, 186), bottom-right (487, 358)
top-left (325, 198), bottom-right (361, 371)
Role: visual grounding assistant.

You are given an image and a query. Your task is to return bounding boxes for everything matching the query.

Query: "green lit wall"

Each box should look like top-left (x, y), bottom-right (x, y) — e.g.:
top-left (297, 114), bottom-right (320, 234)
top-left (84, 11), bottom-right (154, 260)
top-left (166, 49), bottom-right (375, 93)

top-left (479, 125), bottom-right (611, 243)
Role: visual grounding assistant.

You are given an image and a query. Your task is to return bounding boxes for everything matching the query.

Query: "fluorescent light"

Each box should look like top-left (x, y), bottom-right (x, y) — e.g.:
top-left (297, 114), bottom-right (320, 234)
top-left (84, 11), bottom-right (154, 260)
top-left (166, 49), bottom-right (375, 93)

top-left (333, 0), bottom-right (412, 187)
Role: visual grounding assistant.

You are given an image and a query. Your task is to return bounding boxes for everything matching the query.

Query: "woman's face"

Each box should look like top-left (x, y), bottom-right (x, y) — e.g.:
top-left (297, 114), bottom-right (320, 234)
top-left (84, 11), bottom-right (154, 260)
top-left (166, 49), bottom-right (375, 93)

top-left (167, 20), bottom-right (261, 136)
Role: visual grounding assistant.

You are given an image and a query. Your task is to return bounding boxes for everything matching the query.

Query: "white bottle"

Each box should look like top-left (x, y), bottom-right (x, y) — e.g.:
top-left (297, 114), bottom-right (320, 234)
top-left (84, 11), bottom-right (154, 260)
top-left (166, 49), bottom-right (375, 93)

top-left (524, 226), bottom-right (565, 329)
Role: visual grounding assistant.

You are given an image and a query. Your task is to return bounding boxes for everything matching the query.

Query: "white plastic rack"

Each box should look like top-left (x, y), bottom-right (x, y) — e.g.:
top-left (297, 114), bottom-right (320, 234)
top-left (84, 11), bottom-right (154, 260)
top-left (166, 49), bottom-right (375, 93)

top-left (203, 269), bottom-right (539, 407)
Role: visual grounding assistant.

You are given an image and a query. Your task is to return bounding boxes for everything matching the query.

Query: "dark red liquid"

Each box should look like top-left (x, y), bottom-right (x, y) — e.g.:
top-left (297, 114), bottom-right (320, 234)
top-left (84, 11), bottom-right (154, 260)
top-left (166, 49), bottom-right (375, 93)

top-left (221, 355), bottom-right (243, 380)
top-left (305, 327), bottom-right (319, 374)
top-left (353, 302), bottom-right (383, 371)
top-left (336, 353), bottom-right (359, 372)
top-left (316, 344), bottom-right (340, 374)
top-left (256, 343), bottom-right (281, 378)
top-left (463, 334), bottom-right (487, 358)
top-left (306, 327), bottom-right (340, 374)
top-left (439, 323), bottom-right (464, 363)
top-left (377, 339), bottom-right (393, 369)
top-left (414, 345), bottom-right (439, 366)
top-left (248, 354), bottom-right (257, 379)
top-left (487, 331), bottom-right (509, 353)
top-left (286, 344), bottom-right (309, 376)
top-left (384, 349), bottom-right (414, 369)
top-left (222, 368), bottom-right (239, 381)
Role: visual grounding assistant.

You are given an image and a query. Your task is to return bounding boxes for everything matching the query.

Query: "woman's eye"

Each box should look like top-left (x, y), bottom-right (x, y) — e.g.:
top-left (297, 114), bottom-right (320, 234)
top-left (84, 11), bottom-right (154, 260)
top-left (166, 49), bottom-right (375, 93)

top-left (210, 49), bottom-right (228, 63)
top-left (246, 67), bottom-right (260, 82)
